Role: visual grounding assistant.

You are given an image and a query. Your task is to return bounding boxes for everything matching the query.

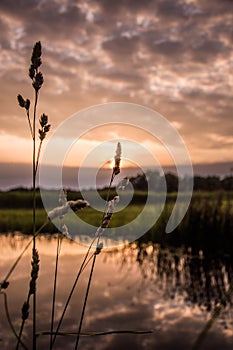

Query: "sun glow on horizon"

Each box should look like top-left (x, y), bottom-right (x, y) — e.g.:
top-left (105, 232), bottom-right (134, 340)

top-left (104, 158), bottom-right (136, 170)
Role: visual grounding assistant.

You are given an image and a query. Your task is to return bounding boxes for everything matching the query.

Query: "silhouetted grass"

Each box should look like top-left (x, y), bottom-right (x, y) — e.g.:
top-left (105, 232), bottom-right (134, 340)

top-left (143, 191), bottom-right (233, 256)
top-left (0, 39), bottom-right (232, 349)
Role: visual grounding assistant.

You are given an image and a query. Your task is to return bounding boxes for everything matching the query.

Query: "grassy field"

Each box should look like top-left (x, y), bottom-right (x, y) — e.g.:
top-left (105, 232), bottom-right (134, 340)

top-left (0, 189), bottom-right (232, 255)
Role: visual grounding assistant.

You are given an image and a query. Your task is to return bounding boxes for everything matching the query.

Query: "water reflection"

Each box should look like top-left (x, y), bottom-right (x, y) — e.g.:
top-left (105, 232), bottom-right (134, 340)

top-left (105, 243), bottom-right (233, 328)
top-left (0, 234), bottom-right (233, 350)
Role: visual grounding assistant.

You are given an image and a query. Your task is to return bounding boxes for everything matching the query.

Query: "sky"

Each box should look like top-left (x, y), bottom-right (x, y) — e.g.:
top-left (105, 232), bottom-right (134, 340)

top-left (0, 0), bottom-right (232, 179)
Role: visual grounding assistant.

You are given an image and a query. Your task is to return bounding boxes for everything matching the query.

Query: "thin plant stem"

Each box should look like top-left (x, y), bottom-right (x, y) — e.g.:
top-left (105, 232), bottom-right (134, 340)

top-left (81, 253), bottom-right (95, 272)
top-left (32, 88), bottom-right (39, 350)
top-left (37, 329), bottom-right (153, 338)
top-left (74, 243), bottom-right (98, 350)
top-left (0, 291), bottom-right (28, 350)
top-left (0, 220), bottom-right (48, 285)
top-left (26, 109), bottom-right (33, 139)
top-left (16, 247), bottom-right (39, 350)
top-left (49, 235), bottom-right (62, 350)
top-left (16, 293), bottom-right (30, 350)
top-left (50, 239), bottom-right (94, 349)
top-left (32, 89), bottom-right (38, 234)
top-left (75, 168), bottom-right (116, 350)
top-left (102, 173), bottom-right (115, 221)
top-left (53, 145), bottom-right (120, 349)
top-left (15, 42), bottom-right (48, 350)
top-left (51, 237), bottom-right (97, 348)
top-left (35, 140), bottom-right (42, 174)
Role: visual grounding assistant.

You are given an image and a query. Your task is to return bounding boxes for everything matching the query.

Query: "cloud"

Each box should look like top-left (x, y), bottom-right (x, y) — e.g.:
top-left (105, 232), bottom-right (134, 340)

top-left (0, 0), bottom-right (232, 167)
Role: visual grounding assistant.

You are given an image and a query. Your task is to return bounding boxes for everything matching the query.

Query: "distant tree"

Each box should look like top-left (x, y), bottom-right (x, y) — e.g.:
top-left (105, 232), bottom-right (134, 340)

top-left (146, 170), bottom-right (164, 191)
top-left (130, 173), bottom-right (147, 191)
top-left (206, 176), bottom-right (221, 191)
top-left (129, 172), bottom-right (233, 192)
top-left (194, 176), bottom-right (221, 191)
top-left (193, 176), bottom-right (206, 191)
top-left (221, 176), bottom-right (233, 191)
top-left (165, 173), bottom-right (178, 192)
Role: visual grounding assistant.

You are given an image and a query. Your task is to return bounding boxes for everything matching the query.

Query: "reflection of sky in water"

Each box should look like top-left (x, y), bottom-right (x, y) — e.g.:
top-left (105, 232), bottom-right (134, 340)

top-left (0, 235), bottom-right (233, 350)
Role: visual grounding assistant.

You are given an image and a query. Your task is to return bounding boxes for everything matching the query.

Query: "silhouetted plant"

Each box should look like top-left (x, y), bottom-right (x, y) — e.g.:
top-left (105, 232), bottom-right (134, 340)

top-left (16, 41), bottom-right (51, 350)
top-left (50, 143), bottom-right (122, 349)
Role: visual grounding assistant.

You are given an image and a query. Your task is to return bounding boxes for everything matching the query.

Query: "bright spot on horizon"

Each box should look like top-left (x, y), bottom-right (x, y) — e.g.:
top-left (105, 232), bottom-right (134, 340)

top-left (104, 158), bottom-right (135, 170)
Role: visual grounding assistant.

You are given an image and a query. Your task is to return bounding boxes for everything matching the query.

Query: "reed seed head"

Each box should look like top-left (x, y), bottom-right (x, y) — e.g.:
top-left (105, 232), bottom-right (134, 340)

top-left (69, 199), bottom-right (90, 212)
top-left (96, 196), bottom-right (120, 236)
top-left (59, 189), bottom-right (67, 205)
top-left (29, 64), bottom-right (35, 79)
top-left (33, 72), bottom-right (44, 91)
top-left (95, 242), bottom-right (103, 255)
top-left (29, 42), bottom-right (43, 90)
top-left (17, 94), bottom-right (25, 108)
top-left (113, 142), bottom-right (121, 176)
top-left (30, 41), bottom-right (42, 72)
top-left (25, 99), bottom-right (30, 110)
top-left (0, 280), bottom-right (9, 290)
top-left (29, 248), bottom-right (40, 296)
top-left (39, 113), bottom-right (51, 141)
top-left (107, 195), bottom-right (120, 214)
top-left (61, 224), bottom-right (70, 238)
top-left (40, 113), bottom-right (48, 127)
top-left (48, 200), bottom-right (89, 220)
top-left (17, 95), bottom-right (31, 112)
top-left (118, 177), bottom-right (129, 191)
top-left (21, 301), bottom-right (30, 321)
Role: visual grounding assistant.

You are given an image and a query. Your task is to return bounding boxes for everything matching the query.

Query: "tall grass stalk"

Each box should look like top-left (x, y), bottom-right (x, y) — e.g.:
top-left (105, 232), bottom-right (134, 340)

top-left (16, 248), bottom-right (39, 350)
top-left (1, 40), bottom-right (157, 349)
top-left (74, 143), bottom-right (121, 350)
top-left (49, 234), bottom-right (62, 350)
top-left (74, 201), bottom-right (118, 349)
top-left (48, 196), bottom-right (90, 349)
top-left (17, 41), bottom-right (51, 350)
top-left (50, 236), bottom-right (97, 348)
top-left (74, 246), bottom-right (98, 350)
top-left (49, 191), bottom-right (68, 349)
top-left (51, 143), bottom-right (121, 349)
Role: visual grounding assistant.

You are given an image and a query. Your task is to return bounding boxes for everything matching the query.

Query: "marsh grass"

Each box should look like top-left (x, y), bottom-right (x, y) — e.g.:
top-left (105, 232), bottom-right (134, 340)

top-left (1, 41), bottom-right (232, 350)
top-left (15, 41), bottom-right (51, 349)
top-left (0, 193), bottom-right (232, 251)
top-left (50, 145), bottom-right (122, 350)
top-left (0, 46), bottom-right (143, 349)
top-left (49, 234), bottom-right (62, 350)
top-left (0, 209), bottom-right (54, 234)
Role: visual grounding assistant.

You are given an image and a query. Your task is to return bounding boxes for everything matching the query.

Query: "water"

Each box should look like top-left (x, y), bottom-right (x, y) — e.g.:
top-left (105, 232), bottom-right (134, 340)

top-left (0, 234), bottom-right (233, 349)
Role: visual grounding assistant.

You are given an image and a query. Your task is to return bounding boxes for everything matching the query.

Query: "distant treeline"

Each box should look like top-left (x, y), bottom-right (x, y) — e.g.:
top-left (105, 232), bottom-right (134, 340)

top-left (129, 171), bottom-right (233, 192)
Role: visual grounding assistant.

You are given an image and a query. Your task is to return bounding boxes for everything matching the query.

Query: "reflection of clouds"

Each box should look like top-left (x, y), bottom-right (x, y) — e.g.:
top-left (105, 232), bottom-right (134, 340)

top-left (106, 243), bottom-right (233, 329)
top-left (0, 235), bottom-right (233, 349)
top-left (85, 305), bottom-right (130, 325)
top-left (152, 300), bottom-right (203, 328)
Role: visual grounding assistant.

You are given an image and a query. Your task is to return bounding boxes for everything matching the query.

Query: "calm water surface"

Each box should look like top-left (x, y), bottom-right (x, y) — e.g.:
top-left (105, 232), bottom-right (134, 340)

top-left (0, 234), bottom-right (233, 350)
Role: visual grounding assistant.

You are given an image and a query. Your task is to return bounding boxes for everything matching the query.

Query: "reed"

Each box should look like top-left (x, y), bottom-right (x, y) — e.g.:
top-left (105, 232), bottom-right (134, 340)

top-left (16, 41), bottom-right (51, 350)
top-left (0, 41), bottom-right (162, 350)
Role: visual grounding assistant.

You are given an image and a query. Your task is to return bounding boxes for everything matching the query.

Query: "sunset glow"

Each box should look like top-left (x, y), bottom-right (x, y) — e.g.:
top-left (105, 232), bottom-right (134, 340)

top-left (104, 158), bottom-right (134, 170)
top-left (0, 0), bottom-right (232, 188)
